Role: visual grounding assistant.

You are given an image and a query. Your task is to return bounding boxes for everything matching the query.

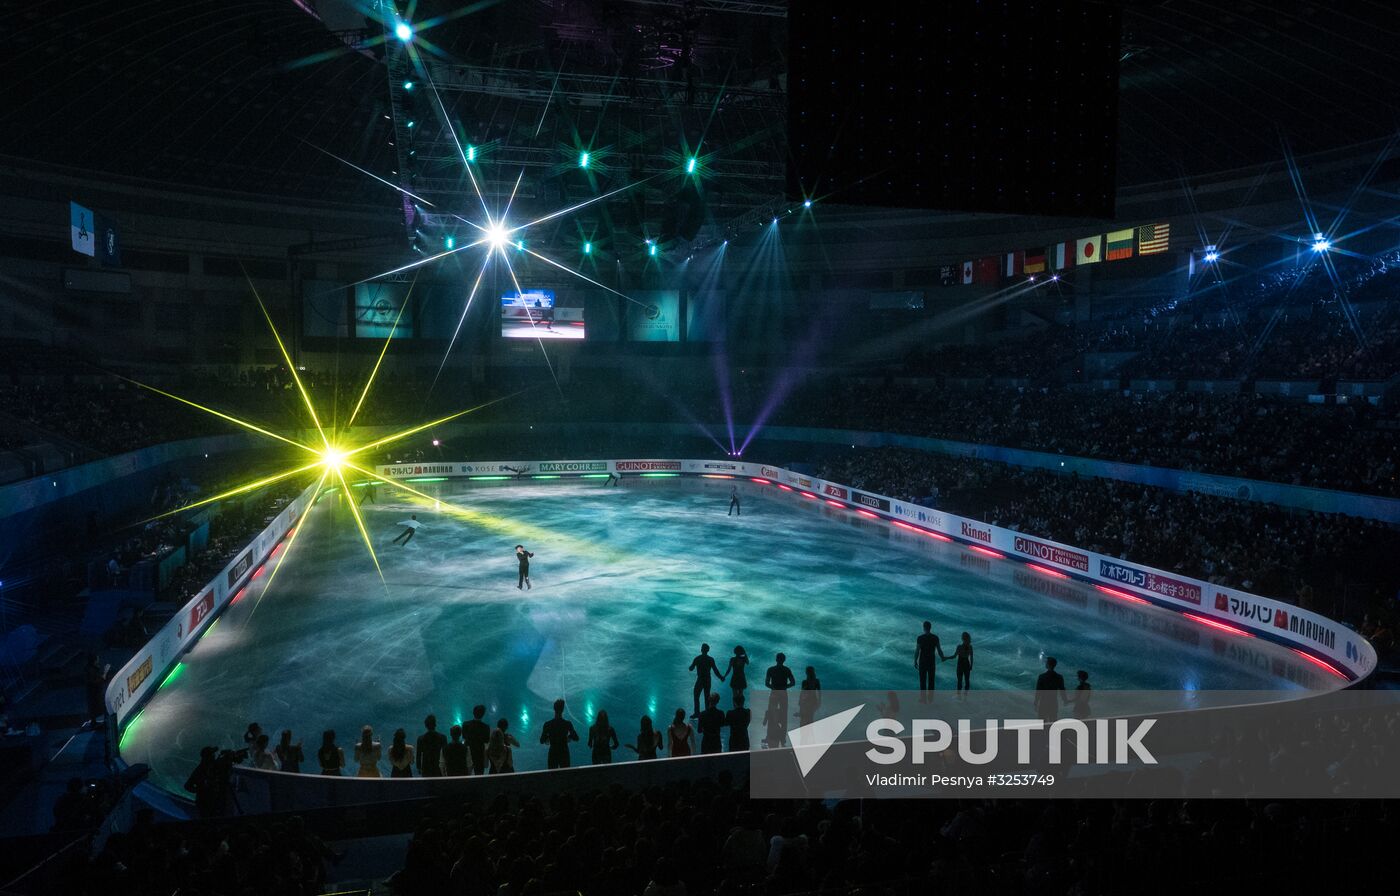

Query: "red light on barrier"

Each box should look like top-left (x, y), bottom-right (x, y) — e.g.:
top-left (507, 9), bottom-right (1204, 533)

top-left (892, 521), bottom-right (953, 541)
top-left (800, 492), bottom-right (817, 500)
top-left (701, 474), bottom-right (734, 479)
top-left (856, 509), bottom-right (878, 519)
top-left (824, 499), bottom-right (845, 508)
top-left (776, 484), bottom-right (793, 491)
top-left (750, 478), bottom-right (771, 484)
top-left (1026, 563), bottom-right (1069, 580)
top-left (969, 546), bottom-right (1003, 559)
top-left (1095, 584), bottom-right (1149, 605)
top-left (1292, 649), bottom-right (1346, 679)
top-left (1183, 612), bottom-right (1252, 637)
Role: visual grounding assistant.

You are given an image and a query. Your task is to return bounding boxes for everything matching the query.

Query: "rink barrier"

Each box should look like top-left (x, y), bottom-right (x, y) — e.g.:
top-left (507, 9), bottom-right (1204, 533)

top-left (104, 481), bottom-right (320, 746)
top-left (375, 457), bottom-right (1377, 682)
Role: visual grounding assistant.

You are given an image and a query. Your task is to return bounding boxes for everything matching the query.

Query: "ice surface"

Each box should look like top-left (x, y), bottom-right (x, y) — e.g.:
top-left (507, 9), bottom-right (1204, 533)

top-left (121, 477), bottom-right (1328, 790)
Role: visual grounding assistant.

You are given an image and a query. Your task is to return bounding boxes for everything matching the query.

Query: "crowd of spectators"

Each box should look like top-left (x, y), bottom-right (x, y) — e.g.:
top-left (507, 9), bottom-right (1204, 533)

top-left (389, 774), bottom-right (1399, 894)
top-left (778, 385), bottom-right (1400, 497)
top-left (49, 772), bottom-right (1400, 895)
top-left (900, 250), bottom-right (1400, 383)
top-left (54, 810), bottom-right (338, 896)
top-left (817, 446), bottom-right (1400, 627)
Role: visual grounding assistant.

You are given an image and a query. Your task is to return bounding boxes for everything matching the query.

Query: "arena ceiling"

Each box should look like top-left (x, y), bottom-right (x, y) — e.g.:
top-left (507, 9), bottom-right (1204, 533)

top-left (1, 0), bottom-right (1397, 248)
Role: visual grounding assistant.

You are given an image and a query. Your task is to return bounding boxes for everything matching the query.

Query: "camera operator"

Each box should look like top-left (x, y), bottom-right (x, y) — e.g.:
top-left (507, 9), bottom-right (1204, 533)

top-left (184, 745), bottom-right (246, 817)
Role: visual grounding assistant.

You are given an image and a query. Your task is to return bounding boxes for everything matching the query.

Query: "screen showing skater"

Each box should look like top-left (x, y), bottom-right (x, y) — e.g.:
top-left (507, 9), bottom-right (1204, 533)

top-left (500, 290), bottom-right (584, 340)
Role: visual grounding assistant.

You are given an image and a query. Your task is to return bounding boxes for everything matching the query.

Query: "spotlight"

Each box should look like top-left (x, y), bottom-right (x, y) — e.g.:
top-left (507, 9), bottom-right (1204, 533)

top-left (1311, 233), bottom-right (1330, 252)
top-left (686, 157), bottom-right (697, 174)
top-left (803, 199), bottom-right (812, 208)
top-left (394, 21), bottom-right (413, 41)
top-left (1051, 274), bottom-right (1059, 281)
top-left (583, 241), bottom-right (592, 255)
top-left (648, 242), bottom-right (657, 257)
top-left (516, 240), bottom-right (525, 251)
top-left (578, 151), bottom-right (590, 169)
top-left (444, 235), bottom-right (455, 250)
top-left (771, 217), bottom-right (777, 224)
top-left (406, 120), bottom-right (415, 129)
top-left (1204, 251), bottom-right (1219, 263)
top-left (466, 144), bottom-right (477, 162)
top-left (487, 223), bottom-right (509, 250)
top-left (403, 80), bottom-right (413, 91)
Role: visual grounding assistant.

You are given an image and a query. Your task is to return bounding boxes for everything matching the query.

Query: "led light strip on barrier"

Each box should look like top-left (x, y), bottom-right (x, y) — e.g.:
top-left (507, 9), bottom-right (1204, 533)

top-left (104, 482), bottom-right (321, 738)
top-left (376, 458), bottom-right (1376, 681)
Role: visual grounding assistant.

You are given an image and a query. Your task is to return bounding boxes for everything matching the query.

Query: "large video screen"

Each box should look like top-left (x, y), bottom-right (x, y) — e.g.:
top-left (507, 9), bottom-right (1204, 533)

top-left (501, 289), bottom-right (584, 339)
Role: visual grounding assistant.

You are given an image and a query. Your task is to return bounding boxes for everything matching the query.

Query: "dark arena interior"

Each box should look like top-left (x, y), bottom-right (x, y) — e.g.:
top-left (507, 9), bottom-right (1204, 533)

top-left (3, 0), bottom-right (1400, 892)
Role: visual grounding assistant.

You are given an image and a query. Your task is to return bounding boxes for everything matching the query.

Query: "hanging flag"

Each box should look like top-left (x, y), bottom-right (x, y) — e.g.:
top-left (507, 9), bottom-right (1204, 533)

top-left (938, 264), bottom-right (957, 286)
top-left (1076, 234), bottom-right (1102, 266)
top-left (974, 256), bottom-right (999, 283)
top-left (70, 201), bottom-right (95, 256)
top-left (1024, 247), bottom-right (1047, 274)
top-left (1052, 242), bottom-right (1073, 270)
top-left (961, 260), bottom-right (974, 285)
top-left (1003, 250), bottom-right (1024, 278)
top-left (96, 213), bottom-right (121, 267)
top-left (1137, 222), bottom-right (1171, 255)
top-left (1105, 228), bottom-right (1134, 261)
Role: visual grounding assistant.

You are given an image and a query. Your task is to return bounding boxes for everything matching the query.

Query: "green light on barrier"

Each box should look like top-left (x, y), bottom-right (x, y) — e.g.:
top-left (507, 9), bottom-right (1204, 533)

top-left (200, 619), bottom-right (220, 640)
top-left (641, 472), bottom-right (679, 478)
top-left (159, 662), bottom-right (187, 691)
top-left (119, 708), bottom-right (146, 752)
top-left (469, 475), bottom-right (510, 481)
top-left (350, 481), bottom-right (370, 488)
top-left (405, 476), bottom-right (449, 482)
top-left (532, 474), bottom-right (560, 479)
top-left (581, 473), bottom-right (612, 479)
top-left (323, 487), bottom-right (339, 495)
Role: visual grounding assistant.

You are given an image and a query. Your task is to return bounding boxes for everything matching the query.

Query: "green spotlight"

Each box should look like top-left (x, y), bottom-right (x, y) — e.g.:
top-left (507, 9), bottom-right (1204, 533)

top-left (466, 144), bottom-right (477, 162)
top-left (686, 157), bottom-right (698, 174)
top-left (445, 236), bottom-right (455, 250)
top-left (406, 120), bottom-right (415, 129)
top-left (403, 80), bottom-right (414, 91)
top-left (583, 241), bottom-right (592, 255)
top-left (579, 151), bottom-right (590, 169)
top-left (648, 241), bottom-right (657, 257)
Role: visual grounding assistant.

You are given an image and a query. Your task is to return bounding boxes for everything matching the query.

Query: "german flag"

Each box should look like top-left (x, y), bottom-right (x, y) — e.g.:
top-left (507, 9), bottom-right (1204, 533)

top-left (1105, 228), bottom-right (1134, 261)
top-left (1024, 248), bottom-right (1047, 274)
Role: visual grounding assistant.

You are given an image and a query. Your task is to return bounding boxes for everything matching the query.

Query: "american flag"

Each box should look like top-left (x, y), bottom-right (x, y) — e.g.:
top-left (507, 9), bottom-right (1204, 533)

top-left (1137, 222), bottom-right (1171, 255)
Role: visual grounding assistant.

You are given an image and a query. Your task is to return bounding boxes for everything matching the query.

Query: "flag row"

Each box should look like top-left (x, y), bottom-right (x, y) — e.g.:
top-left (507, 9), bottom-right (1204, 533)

top-left (936, 222), bottom-right (1171, 285)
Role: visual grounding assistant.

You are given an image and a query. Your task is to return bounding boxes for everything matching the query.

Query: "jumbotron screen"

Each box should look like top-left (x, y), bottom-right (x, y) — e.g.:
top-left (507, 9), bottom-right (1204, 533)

top-left (500, 289), bottom-right (585, 340)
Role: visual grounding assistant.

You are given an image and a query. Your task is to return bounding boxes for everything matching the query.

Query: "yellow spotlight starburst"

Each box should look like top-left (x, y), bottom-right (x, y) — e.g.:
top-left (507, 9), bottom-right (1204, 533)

top-left (128, 271), bottom-right (523, 618)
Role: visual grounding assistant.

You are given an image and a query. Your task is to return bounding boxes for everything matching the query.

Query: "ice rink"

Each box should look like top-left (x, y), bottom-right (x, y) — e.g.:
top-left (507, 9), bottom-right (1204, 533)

top-left (121, 476), bottom-right (1328, 790)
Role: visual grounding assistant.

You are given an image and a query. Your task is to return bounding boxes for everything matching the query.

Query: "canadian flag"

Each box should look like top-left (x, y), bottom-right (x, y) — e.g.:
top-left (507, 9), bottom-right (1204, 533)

top-left (961, 260), bottom-right (973, 285)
